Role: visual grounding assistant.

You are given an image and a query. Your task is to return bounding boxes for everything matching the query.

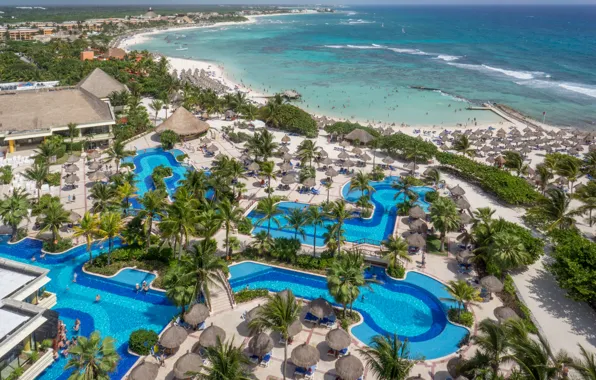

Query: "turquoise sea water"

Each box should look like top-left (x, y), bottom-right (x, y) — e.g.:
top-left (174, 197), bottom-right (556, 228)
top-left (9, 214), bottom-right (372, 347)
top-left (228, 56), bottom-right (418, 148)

top-left (131, 6), bottom-right (596, 129)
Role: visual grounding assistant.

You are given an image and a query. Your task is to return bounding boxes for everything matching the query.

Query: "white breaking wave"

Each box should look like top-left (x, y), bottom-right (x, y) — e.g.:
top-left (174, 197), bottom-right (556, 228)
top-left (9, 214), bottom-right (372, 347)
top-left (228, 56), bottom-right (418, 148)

top-left (340, 19), bottom-right (376, 25)
top-left (520, 79), bottom-right (596, 99)
top-left (447, 62), bottom-right (548, 81)
top-left (559, 83), bottom-right (596, 98)
top-left (387, 47), bottom-right (431, 56)
top-left (434, 55), bottom-right (461, 62)
top-left (323, 44), bottom-right (432, 57)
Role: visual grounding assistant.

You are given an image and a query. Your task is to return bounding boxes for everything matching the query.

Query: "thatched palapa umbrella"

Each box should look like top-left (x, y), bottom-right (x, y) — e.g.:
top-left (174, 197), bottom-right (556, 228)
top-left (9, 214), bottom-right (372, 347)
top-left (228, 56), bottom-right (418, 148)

top-left (248, 162), bottom-right (260, 171)
top-left (288, 320), bottom-right (303, 337)
top-left (449, 184), bottom-right (466, 197)
top-left (291, 343), bottom-right (320, 368)
top-left (66, 155), bottom-right (80, 164)
top-left (344, 129), bottom-right (375, 144)
top-left (338, 151), bottom-right (350, 160)
top-left (184, 303), bottom-right (209, 326)
top-left (88, 150), bottom-right (101, 160)
top-left (155, 107), bottom-right (209, 137)
top-left (281, 174), bottom-right (296, 185)
top-left (481, 275), bottom-right (504, 293)
top-left (408, 206), bottom-right (426, 220)
top-left (352, 147), bottom-right (363, 155)
top-left (280, 162), bottom-right (292, 172)
top-left (302, 177), bottom-right (316, 187)
top-left (308, 298), bottom-right (333, 319)
top-left (249, 332), bottom-right (274, 357)
top-left (325, 167), bottom-right (339, 178)
top-left (129, 360), bottom-right (160, 380)
top-left (320, 157), bottom-right (333, 165)
top-left (406, 233), bottom-right (426, 248)
top-left (159, 325), bottom-right (188, 349)
top-left (405, 162), bottom-right (418, 172)
top-left (246, 305), bottom-right (264, 323)
top-left (278, 146), bottom-right (290, 153)
top-left (64, 164), bottom-right (79, 174)
top-left (382, 157), bottom-right (395, 165)
top-left (69, 211), bottom-right (82, 223)
top-left (335, 355), bottom-right (364, 380)
top-left (206, 144), bottom-right (218, 153)
top-left (340, 140), bottom-right (351, 148)
top-left (325, 328), bottom-right (351, 351)
top-left (199, 324), bottom-right (226, 349)
top-left (409, 219), bottom-right (428, 234)
top-left (64, 175), bottom-right (79, 185)
top-left (282, 153), bottom-right (293, 161)
top-left (88, 161), bottom-right (100, 171)
top-left (282, 135), bottom-right (291, 144)
top-left (456, 250), bottom-right (474, 265)
top-left (455, 197), bottom-right (471, 210)
top-left (459, 213), bottom-right (472, 225)
top-left (447, 356), bottom-right (464, 377)
top-left (173, 353), bottom-right (202, 379)
top-left (494, 306), bottom-right (519, 322)
top-left (359, 152), bottom-right (371, 162)
top-left (88, 171), bottom-right (106, 182)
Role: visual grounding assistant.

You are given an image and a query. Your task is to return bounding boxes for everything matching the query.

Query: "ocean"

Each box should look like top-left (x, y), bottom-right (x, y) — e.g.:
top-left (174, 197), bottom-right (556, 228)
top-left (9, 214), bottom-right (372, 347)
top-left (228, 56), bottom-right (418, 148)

top-left (130, 5), bottom-right (596, 129)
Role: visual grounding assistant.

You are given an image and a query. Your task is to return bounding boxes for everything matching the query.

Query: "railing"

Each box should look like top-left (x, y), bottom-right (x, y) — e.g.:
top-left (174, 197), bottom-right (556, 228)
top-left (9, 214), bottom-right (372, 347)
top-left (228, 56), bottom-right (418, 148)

top-left (219, 270), bottom-right (236, 308)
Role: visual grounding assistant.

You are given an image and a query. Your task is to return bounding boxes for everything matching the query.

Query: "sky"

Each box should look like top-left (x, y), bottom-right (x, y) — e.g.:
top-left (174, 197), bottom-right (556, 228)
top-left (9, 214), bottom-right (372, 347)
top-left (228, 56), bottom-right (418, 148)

top-left (1, 0), bottom-right (596, 5)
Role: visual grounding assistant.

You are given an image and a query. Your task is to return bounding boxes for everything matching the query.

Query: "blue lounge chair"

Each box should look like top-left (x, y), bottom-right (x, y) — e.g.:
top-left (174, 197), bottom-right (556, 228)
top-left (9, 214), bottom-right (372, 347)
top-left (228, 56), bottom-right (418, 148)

top-left (304, 312), bottom-right (319, 324)
top-left (338, 347), bottom-right (349, 356)
top-left (260, 352), bottom-right (272, 367)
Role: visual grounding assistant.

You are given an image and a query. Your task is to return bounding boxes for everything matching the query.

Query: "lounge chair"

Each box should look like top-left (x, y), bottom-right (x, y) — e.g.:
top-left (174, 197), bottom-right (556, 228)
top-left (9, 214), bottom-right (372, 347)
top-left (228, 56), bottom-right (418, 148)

top-left (249, 355), bottom-right (259, 364)
top-left (338, 347), bottom-right (349, 356)
top-left (197, 321), bottom-right (206, 331)
top-left (304, 312), bottom-right (319, 324)
top-left (260, 353), bottom-right (271, 367)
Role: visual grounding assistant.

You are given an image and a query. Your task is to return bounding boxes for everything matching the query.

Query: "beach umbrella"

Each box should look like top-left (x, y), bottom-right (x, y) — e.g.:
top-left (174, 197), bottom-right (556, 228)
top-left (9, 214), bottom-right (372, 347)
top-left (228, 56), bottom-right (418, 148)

top-left (65, 164), bottom-right (79, 174)
top-left (291, 343), bottom-right (320, 368)
top-left (481, 145), bottom-right (492, 153)
top-left (481, 275), bottom-right (504, 293)
top-left (64, 175), bottom-right (79, 185)
top-left (494, 306), bottom-right (520, 322)
top-left (288, 320), bottom-right (303, 337)
top-left (173, 353), bottom-right (202, 380)
top-left (382, 157), bottom-right (395, 165)
top-left (282, 153), bottom-right (293, 161)
top-left (440, 144), bottom-right (450, 151)
top-left (282, 135), bottom-right (291, 143)
top-left (456, 250), bottom-right (474, 265)
top-left (319, 150), bottom-right (329, 158)
top-left (409, 219), bottom-right (428, 234)
top-left (184, 303), bottom-right (209, 326)
top-left (459, 213), bottom-right (472, 225)
top-left (343, 159), bottom-right (355, 168)
top-left (405, 162), bottom-right (418, 172)
top-left (248, 162), bottom-right (260, 171)
top-left (344, 129), bottom-right (375, 144)
top-left (246, 305), bottom-right (264, 323)
top-left (281, 174), bottom-right (297, 185)
top-left (408, 206), bottom-right (426, 220)
top-left (447, 357), bottom-right (464, 378)
top-left (68, 211), bottom-right (82, 223)
top-left (200, 137), bottom-right (211, 145)
top-left (352, 147), bottom-right (363, 155)
top-left (88, 171), bottom-right (106, 182)
top-left (198, 324), bottom-right (226, 348)
top-left (455, 197), bottom-right (471, 210)
top-left (308, 298), bottom-right (333, 319)
top-left (320, 157), bottom-right (333, 165)
top-left (159, 325), bottom-right (188, 349)
top-left (449, 184), bottom-right (466, 197)
top-left (278, 146), bottom-right (290, 153)
top-left (129, 360), bottom-right (159, 380)
top-left (406, 233), bottom-right (426, 248)
top-left (340, 140), bottom-right (351, 148)
top-left (66, 155), bottom-right (80, 164)
top-left (206, 144), bottom-right (218, 152)
top-left (359, 152), bottom-right (371, 162)
top-left (335, 355), bottom-right (364, 380)
top-left (325, 168), bottom-right (339, 177)
top-left (249, 332), bottom-right (274, 357)
top-left (302, 177), bottom-right (316, 187)
top-left (521, 146), bottom-right (532, 154)
top-left (88, 150), bottom-right (101, 160)
top-left (280, 162), bottom-right (292, 172)
top-left (88, 161), bottom-right (101, 171)
top-left (240, 153), bottom-right (251, 162)
top-left (338, 151), bottom-right (350, 160)
top-left (326, 328), bottom-right (351, 351)
top-left (494, 156), bottom-right (506, 166)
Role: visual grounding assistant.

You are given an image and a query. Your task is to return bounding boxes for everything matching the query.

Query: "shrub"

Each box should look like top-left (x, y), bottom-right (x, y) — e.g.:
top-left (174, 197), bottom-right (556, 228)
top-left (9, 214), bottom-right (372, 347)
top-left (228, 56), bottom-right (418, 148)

top-left (237, 217), bottom-right (253, 235)
top-left (175, 153), bottom-right (188, 162)
top-left (0, 166), bottom-right (13, 185)
top-left (436, 152), bottom-right (541, 206)
top-left (448, 308), bottom-right (474, 327)
top-left (234, 288), bottom-right (269, 303)
top-left (29, 351), bottom-right (39, 363)
top-left (44, 172), bottom-right (61, 187)
top-left (227, 131), bottom-right (251, 143)
top-left (379, 132), bottom-right (438, 160)
top-left (43, 238), bottom-right (73, 253)
top-left (129, 329), bottom-right (159, 355)
top-left (295, 254), bottom-right (334, 270)
top-left (151, 165), bottom-right (173, 191)
top-left (387, 263), bottom-right (406, 279)
top-left (425, 190), bottom-right (438, 203)
top-left (261, 104), bottom-right (317, 138)
top-left (324, 121), bottom-right (381, 140)
top-left (160, 130), bottom-right (179, 150)
top-left (40, 339), bottom-right (53, 350)
top-left (64, 142), bottom-right (83, 152)
top-left (7, 366), bottom-right (24, 380)
top-left (270, 238), bottom-right (301, 263)
top-left (121, 162), bottom-right (134, 170)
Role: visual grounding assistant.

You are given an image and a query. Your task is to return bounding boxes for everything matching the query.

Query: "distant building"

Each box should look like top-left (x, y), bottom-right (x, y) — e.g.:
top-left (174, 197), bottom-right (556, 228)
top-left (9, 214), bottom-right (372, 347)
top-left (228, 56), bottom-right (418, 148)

top-left (78, 68), bottom-right (128, 100)
top-left (80, 50), bottom-right (94, 61)
top-left (107, 47), bottom-right (126, 60)
top-left (0, 258), bottom-right (58, 380)
top-left (7, 28), bottom-right (38, 41)
top-left (40, 27), bottom-right (54, 35)
top-left (143, 7), bottom-right (158, 19)
top-left (174, 16), bottom-right (194, 24)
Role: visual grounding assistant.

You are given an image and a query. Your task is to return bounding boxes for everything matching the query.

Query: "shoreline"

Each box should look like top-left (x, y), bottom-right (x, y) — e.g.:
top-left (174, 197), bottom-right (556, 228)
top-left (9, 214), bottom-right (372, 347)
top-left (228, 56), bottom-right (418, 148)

top-left (116, 13), bottom-right (568, 134)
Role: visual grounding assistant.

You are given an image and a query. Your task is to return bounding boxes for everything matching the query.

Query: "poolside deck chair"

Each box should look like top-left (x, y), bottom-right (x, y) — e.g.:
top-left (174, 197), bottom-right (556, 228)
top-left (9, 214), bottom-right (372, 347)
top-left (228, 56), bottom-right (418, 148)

top-left (304, 312), bottom-right (319, 324)
top-left (260, 353), bottom-right (272, 367)
top-left (249, 354), bottom-right (259, 364)
top-left (338, 347), bottom-right (349, 356)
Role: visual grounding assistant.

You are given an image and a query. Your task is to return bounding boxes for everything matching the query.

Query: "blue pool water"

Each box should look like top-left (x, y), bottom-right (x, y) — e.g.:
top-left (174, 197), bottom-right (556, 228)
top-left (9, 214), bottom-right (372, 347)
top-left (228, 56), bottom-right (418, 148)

top-left (230, 262), bottom-right (468, 359)
top-left (247, 177), bottom-right (433, 246)
top-left (109, 268), bottom-right (156, 288)
top-left (0, 237), bottom-right (177, 380)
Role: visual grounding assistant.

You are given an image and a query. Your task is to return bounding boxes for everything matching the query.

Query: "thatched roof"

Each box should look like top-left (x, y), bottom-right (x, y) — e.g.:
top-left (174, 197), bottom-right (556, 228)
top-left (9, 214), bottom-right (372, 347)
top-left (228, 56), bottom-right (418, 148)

top-left (248, 332), bottom-right (274, 357)
top-left (408, 206), bottom-right (426, 220)
top-left (409, 218), bottom-right (428, 234)
top-left (449, 185), bottom-right (466, 197)
top-left (173, 353), bottom-right (202, 379)
top-left (494, 306), bottom-right (520, 322)
top-left (291, 343), bottom-right (320, 368)
top-left (456, 250), bottom-right (474, 265)
top-left (406, 233), bottom-right (426, 248)
top-left (159, 325), bottom-right (187, 349)
top-left (344, 129), bottom-right (375, 144)
top-left (288, 320), bottom-right (302, 337)
top-left (481, 276), bottom-right (503, 293)
top-left (156, 107), bottom-right (209, 136)
top-left (78, 68), bottom-right (128, 99)
top-left (308, 298), bottom-right (333, 319)
top-left (198, 324), bottom-right (226, 348)
top-left (246, 305), bottom-right (264, 323)
top-left (184, 303), bottom-right (209, 326)
top-left (325, 328), bottom-right (351, 350)
top-left (335, 355), bottom-right (364, 380)
top-left (455, 197), bottom-right (471, 209)
top-left (129, 361), bottom-right (160, 380)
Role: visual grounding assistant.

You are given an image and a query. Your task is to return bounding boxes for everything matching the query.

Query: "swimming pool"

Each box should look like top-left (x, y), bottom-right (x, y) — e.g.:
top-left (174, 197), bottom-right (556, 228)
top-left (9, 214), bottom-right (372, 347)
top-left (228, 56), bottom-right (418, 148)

top-left (247, 176), bottom-right (434, 246)
top-left (0, 237), bottom-right (177, 380)
top-left (108, 268), bottom-right (156, 288)
top-left (229, 261), bottom-right (468, 359)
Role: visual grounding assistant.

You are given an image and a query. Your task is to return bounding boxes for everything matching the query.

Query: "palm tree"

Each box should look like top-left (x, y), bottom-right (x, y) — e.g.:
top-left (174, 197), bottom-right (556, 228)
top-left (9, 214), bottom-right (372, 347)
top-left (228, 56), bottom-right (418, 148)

top-left (535, 164), bottom-right (553, 194)
top-left (255, 197), bottom-right (281, 239)
top-left (199, 338), bottom-right (251, 380)
top-left (138, 189), bottom-right (167, 251)
top-left (380, 236), bottom-right (411, 270)
top-left (443, 280), bottom-right (481, 317)
top-left (327, 200), bottom-right (353, 255)
top-left (573, 181), bottom-right (596, 226)
top-left (583, 151), bottom-right (596, 179)
top-left (296, 139), bottom-right (319, 169)
top-left (225, 159), bottom-right (247, 199)
top-left (322, 180), bottom-right (333, 203)
top-left (285, 207), bottom-right (308, 240)
top-left (117, 182), bottom-right (136, 210)
top-left (248, 291), bottom-right (302, 380)
top-left (423, 168), bottom-right (441, 187)
top-left (251, 231), bottom-right (272, 256)
top-left (64, 331), bottom-right (119, 380)
top-left (453, 135), bottom-right (475, 157)
top-left (503, 151), bottom-right (528, 176)
top-left (391, 176), bottom-right (417, 201)
top-left (23, 162), bottom-right (49, 201)
top-left (160, 200), bottom-right (198, 259)
top-left (180, 170), bottom-right (209, 199)
top-left (508, 333), bottom-right (571, 380)
top-left (306, 205), bottom-right (325, 255)
top-left (38, 201), bottom-right (70, 244)
top-left (473, 319), bottom-right (509, 377)
top-left (216, 198), bottom-right (243, 259)
top-left (556, 156), bottom-right (583, 192)
top-left (34, 140), bottom-right (59, 164)
top-left (67, 123), bottom-right (78, 153)
top-left (488, 232), bottom-right (531, 273)
top-left (163, 264), bottom-right (195, 312)
top-left (429, 197), bottom-right (460, 251)
top-left (472, 207), bottom-right (496, 228)
top-left (97, 212), bottom-right (124, 265)
top-left (327, 251), bottom-right (367, 316)
top-left (0, 188), bottom-right (30, 242)
top-left (105, 139), bottom-right (134, 172)
top-left (73, 212), bottom-right (99, 264)
top-left (350, 171), bottom-right (375, 198)
top-left (358, 333), bottom-right (416, 380)
top-left (90, 183), bottom-right (118, 213)
top-left (149, 99), bottom-right (164, 125)
top-left (527, 188), bottom-right (577, 231)
top-left (259, 161), bottom-right (277, 199)
top-left (569, 344), bottom-right (596, 380)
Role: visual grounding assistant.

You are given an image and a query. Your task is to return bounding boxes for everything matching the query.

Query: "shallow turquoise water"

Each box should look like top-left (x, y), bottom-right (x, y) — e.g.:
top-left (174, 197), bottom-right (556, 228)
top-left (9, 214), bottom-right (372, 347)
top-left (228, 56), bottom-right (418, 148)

top-left (131, 5), bottom-right (596, 129)
top-left (230, 262), bottom-right (469, 359)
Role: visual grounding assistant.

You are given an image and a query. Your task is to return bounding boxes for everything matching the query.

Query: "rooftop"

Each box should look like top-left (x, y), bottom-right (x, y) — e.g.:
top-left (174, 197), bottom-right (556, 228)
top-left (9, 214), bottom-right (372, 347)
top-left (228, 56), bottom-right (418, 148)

top-left (78, 68), bottom-right (128, 99)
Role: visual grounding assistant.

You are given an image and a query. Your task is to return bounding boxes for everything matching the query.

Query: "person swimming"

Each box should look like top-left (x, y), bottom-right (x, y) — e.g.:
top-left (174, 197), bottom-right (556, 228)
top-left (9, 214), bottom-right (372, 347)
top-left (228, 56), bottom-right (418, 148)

top-left (135, 283), bottom-right (140, 292)
top-left (95, 294), bottom-right (101, 302)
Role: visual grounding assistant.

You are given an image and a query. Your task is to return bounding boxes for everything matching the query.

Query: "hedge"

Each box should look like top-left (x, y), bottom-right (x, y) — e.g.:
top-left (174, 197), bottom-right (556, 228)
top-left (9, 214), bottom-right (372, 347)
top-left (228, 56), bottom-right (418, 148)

top-left (436, 152), bottom-right (541, 206)
top-left (234, 288), bottom-right (269, 303)
top-left (324, 121), bottom-right (381, 139)
top-left (379, 132), bottom-right (438, 160)
top-left (129, 329), bottom-right (158, 355)
top-left (262, 104), bottom-right (318, 138)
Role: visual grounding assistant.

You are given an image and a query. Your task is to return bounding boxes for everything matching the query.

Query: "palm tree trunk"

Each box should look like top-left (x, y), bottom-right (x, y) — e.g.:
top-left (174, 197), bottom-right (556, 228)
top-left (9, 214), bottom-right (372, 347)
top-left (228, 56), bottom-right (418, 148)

top-left (267, 218), bottom-right (271, 239)
top-left (440, 232), bottom-right (446, 251)
top-left (225, 227), bottom-right (230, 260)
top-left (327, 188), bottom-right (330, 203)
top-left (313, 225), bottom-right (317, 256)
top-left (107, 237), bottom-right (113, 265)
top-left (283, 341), bottom-right (288, 380)
top-left (146, 216), bottom-right (153, 251)
top-left (37, 187), bottom-right (41, 201)
top-left (337, 222), bottom-right (342, 256)
top-left (10, 225), bottom-right (17, 242)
